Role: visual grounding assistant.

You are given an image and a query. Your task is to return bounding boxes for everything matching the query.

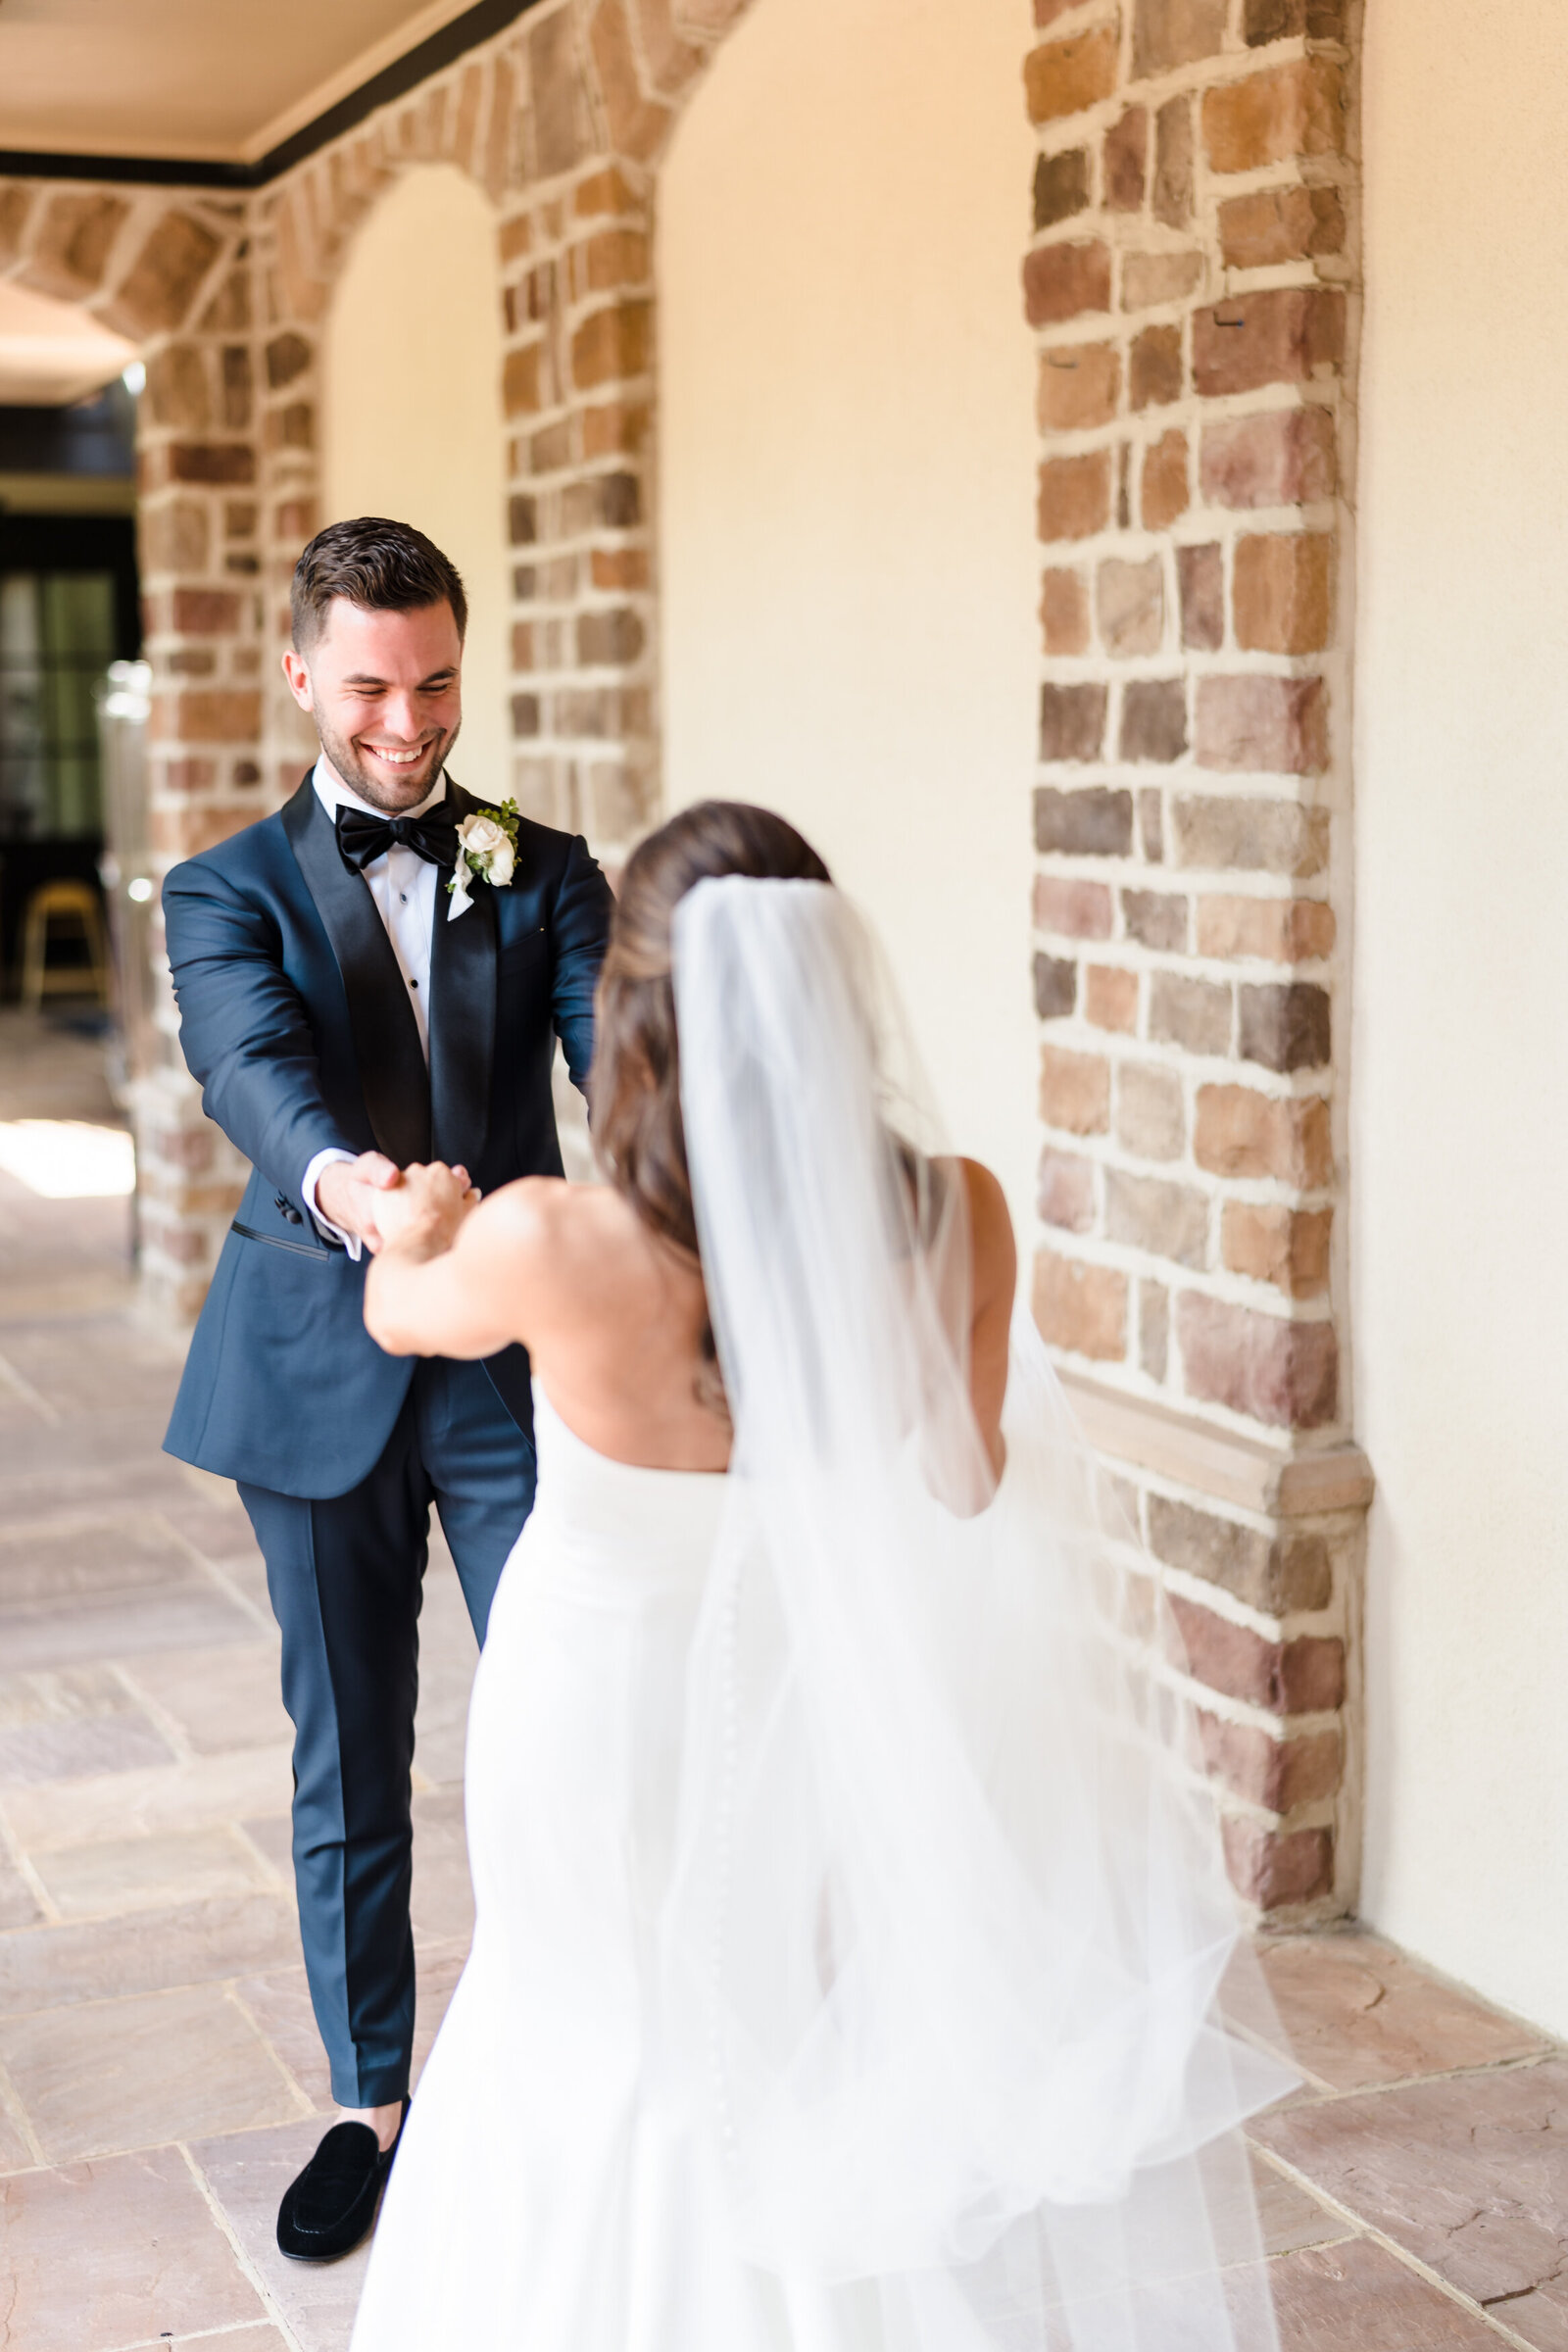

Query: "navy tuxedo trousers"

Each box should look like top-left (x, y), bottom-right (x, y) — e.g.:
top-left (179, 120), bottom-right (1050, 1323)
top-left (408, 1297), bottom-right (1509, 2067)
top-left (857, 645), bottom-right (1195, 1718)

top-left (240, 1358), bottom-right (535, 2108)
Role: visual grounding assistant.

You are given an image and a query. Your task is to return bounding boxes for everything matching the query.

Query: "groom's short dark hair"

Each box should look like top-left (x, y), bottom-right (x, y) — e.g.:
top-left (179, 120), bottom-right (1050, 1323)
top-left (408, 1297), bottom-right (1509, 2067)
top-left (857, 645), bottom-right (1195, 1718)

top-left (291, 516), bottom-right (468, 653)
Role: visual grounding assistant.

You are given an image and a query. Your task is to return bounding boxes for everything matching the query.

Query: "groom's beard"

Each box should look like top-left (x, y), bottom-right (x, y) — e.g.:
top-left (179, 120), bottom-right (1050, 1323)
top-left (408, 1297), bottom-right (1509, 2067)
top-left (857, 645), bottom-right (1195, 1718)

top-left (315, 710), bottom-right (460, 814)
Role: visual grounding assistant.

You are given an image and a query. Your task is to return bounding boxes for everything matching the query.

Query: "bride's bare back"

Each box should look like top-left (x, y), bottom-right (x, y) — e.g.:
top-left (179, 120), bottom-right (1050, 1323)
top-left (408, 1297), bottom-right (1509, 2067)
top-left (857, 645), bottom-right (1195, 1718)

top-left (365, 1156), bottom-right (1016, 1476)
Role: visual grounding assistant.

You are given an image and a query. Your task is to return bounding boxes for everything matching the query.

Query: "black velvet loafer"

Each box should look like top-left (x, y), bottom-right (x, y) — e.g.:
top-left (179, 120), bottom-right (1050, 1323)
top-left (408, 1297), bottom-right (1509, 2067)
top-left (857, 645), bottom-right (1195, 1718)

top-left (276, 2102), bottom-right (407, 2262)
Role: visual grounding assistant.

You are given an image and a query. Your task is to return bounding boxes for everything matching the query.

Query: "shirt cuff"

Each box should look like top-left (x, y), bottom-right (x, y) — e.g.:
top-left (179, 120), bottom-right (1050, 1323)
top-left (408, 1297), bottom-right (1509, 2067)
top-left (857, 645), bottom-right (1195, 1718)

top-left (302, 1148), bottom-right (363, 1262)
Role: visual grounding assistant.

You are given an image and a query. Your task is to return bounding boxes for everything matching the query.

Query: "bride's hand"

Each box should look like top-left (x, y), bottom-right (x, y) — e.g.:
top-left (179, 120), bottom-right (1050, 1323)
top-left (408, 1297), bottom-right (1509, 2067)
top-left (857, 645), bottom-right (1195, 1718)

top-left (373, 1162), bottom-right (480, 1258)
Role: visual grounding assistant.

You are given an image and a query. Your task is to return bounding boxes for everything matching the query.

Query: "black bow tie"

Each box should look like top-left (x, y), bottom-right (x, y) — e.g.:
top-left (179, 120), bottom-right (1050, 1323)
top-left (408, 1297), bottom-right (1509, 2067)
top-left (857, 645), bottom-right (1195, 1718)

top-left (335, 800), bottom-right (459, 873)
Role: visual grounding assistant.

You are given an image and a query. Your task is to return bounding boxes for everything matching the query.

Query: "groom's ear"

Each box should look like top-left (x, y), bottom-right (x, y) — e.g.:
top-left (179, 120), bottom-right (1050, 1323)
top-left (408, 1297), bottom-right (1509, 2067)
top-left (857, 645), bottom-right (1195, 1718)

top-left (282, 647), bottom-right (315, 710)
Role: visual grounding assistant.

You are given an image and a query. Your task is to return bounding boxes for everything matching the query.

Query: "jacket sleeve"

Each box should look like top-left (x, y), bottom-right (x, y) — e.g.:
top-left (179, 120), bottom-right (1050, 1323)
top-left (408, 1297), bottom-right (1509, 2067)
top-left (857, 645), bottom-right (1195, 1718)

top-left (549, 832), bottom-right (615, 1100)
top-left (163, 857), bottom-right (361, 1200)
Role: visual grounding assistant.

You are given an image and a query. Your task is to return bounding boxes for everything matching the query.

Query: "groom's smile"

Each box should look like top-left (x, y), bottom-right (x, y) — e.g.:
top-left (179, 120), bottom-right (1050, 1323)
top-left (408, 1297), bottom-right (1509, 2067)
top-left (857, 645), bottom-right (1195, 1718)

top-left (282, 594), bottom-right (465, 816)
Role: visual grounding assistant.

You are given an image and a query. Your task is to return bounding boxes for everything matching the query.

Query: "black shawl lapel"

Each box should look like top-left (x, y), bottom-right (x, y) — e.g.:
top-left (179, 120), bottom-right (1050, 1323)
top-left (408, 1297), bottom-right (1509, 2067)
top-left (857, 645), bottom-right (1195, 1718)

top-left (428, 779), bottom-right (497, 1176)
top-left (280, 776), bottom-right (431, 1167)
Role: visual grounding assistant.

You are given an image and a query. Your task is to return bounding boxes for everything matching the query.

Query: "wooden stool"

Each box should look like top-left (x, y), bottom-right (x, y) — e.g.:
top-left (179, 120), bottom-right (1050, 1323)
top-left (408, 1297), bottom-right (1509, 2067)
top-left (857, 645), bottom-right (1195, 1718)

top-left (20, 879), bottom-right (112, 1011)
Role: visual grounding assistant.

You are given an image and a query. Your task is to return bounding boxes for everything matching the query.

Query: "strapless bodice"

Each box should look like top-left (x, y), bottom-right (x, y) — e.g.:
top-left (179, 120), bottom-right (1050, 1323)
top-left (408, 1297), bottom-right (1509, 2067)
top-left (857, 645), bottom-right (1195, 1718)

top-left (515, 1382), bottom-right (730, 1602)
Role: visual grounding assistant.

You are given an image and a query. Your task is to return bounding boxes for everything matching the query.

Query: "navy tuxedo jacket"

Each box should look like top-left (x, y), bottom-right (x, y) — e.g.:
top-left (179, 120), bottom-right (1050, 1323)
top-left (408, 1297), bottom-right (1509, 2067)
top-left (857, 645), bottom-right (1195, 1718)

top-left (162, 774), bottom-right (613, 1498)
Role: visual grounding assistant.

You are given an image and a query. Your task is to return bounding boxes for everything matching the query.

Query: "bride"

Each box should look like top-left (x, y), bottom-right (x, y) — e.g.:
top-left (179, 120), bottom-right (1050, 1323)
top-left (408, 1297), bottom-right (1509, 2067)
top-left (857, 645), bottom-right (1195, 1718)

top-left (352, 800), bottom-right (1294, 2352)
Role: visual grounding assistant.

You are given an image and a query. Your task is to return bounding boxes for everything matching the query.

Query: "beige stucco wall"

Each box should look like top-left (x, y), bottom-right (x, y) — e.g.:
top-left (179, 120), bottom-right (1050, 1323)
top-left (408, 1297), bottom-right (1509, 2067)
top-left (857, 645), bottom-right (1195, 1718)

top-left (322, 163), bottom-right (511, 805)
top-left (658, 0), bottom-right (1041, 1240)
top-left (1355, 0), bottom-right (1568, 2032)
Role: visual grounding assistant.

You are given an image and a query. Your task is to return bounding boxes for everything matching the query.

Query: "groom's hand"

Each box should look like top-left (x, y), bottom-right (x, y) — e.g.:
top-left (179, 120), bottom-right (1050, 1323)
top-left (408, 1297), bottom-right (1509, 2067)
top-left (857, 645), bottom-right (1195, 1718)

top-left (315, 1152), bottom-right (404, 1253)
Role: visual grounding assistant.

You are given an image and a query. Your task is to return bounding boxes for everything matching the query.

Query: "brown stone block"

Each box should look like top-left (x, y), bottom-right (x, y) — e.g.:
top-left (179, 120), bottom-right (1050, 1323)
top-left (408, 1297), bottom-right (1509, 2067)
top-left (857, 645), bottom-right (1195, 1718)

top-left (1087, 964), bottom-right (1139, 1033)
top-left (1203, 59), bottom-right (1345, 175)
top-left (1219, 185), bottom-right (1347, 270)
top-left (572, 301), bottom-right (653, 389)
top-left (574, 167), bottom-right (641, 220)
top-left (161, 757), bottom-right (219, 795)
top-left (1223, 1819), bottom-right (1335, 1909)
top-left (1034, 954), bottom-right (1078, 1020)
top-left (1098, 558), bottom-right (1163, 657)
top-left (1033, 1250), bottom-right (1128, 1361)
top-left (1139, 787), bottom-right (1164, 861)
top-left (1194, 289), bottom-right (1346, 397)
top-left (1150, 971), bottom-right (1230, 1054)
top-left (1152, 97), bottom-right (1194, 228)
top-left (1234, 533), bottom-right (1334, 655)
top-left (1130, 323), bottom-right (1182, 411)
top-left (1038, 342), bottom-right (1121, 431)
top-left (1195, 1083), bottom-right (1332, 1184)
top-left (1223, 1201), bottom-right (1333, 1298)
top-left (503, 343), bottom-right (544, 417)
top-left (630, 0), bottom-right (706, 95)
top-left (1106, 1170), bottom-right (1208, 1268)
top-left (572, 226), bottom-right (652, 297)
top-left (1033, 148), bottom-right (1091, 232)
top-left (1121, 678), bottom-right (1188, 763)
top-left (1133, 0), bottom-right (1226, 77)
top-left (1239, 980), bottom-right (1332, 1072)
top-left (588, 0), bottom-right (674, 163)
top-left (163, 443), bottom-right (255, 487)
top-left (1122, 250), bottom-right (1202, 312)
top-left (263, 401), bottom-right (312, 453)
top-left (1035, 875), bottom-right (1114, 939)
top-left (582, 398), bottom-right (653, 457)
top-left (165, 690), bottom-right (262, 745)
top-left (1196, 674), bottom-right (1328, 775)
top-left (1040, 567), bottom-right (1092, 656)
top-left (1172, 545), bottom-right (1220, 653)
top-left (1200, 405), bottom-right (1337, 510)
top-left (1026, 24), bottom-right (1121, 123)
top-left (1038, 1148), bottom-right (1097, 1234)
top-left (1035, 781), bottom-right (1131, 850)
top-left (576, 607), bottom-right (646, 665)
top-left (509, 492), bottom-right (537, 546)
top-left (1177, 1291), bottom-right (1339, 1429)
top-left (220, 345), bottom-right (253, 429)
top-left (1117, 1061), bottom-right (1184, 1159)
top-left (674, 0), bottom-right (747, 27)
top-left (499, 212), bottom-right (533, 265)
top-left (530, 8), bottom-right (591, 177)
top-left (145, 345), bottom-right (211, 431)
top-left (1038, 448), bottom-right (1113, 542)
top-left (272, 499), bottom-right (317, 546)
top-left (264, 331), bottom-right (311, 390)
top-left (1171, 1592), bottom-right (1345, 1710)
top-left (1174, 795), bottom-right (1328, 877)
top-left (1024, 238), bottom-right (1112, 327)
top-left (172, 590), bottom-right (242, 636)
top-left (151, 807), bottom-right (258, 856)
top-left (1200, 1713), bottom-right (1343, 1809)
top-left (1104, 108), bottom-right (1149, 212)
top-left (592, 547), bottom-right (650, 591)
top-left (1040, 1045), bottom-right (1112, 1136)
top-left (1199, 893), bottom-right (1334, 962)
top-left (1139, 432), bottom-right (1189, 533)
top-left (201, 264), bottom-right (251, 334)
top-left (0, 181), bottom-right (35, 268)
top-left (1151, 1494), bottom-right (1333, 1612)
top-left (110, 211), bottom-right (224, 335)
top-left (512, 620), bottom-right (536, 671)
top-left (25, 192), bottom-right (128, 299)
top-left (1122, 888), bottom-right (1188, 951)
top-left (1139, 1279), bottom-right (1170, 1379)
top-left (531, 418), bottom-right (573, 471)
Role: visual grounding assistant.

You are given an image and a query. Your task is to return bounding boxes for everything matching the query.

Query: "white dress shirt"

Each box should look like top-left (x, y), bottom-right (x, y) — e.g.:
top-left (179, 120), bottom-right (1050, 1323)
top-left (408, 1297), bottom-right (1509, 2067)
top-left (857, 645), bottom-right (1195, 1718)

top-left (301, 757), bottom-right (448, 1259)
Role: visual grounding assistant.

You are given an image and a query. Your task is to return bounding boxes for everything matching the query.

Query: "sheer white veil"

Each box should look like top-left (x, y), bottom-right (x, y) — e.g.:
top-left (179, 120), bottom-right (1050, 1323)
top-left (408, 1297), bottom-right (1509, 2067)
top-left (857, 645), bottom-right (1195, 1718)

top-left (662, 874), bottom-right (1295, 2350)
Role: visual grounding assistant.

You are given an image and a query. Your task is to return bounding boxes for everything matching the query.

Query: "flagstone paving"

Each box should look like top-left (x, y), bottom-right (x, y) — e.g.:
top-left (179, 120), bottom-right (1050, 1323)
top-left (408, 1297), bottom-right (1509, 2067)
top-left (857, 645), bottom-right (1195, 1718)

top-left (0, 1009), bottom-right (1561, 2350)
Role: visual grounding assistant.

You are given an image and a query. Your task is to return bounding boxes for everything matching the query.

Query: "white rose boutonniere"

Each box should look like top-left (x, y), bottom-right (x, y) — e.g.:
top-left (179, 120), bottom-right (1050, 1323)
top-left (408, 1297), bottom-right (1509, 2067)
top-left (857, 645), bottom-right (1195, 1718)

top-left (449, 800), bottom-right (520, 919)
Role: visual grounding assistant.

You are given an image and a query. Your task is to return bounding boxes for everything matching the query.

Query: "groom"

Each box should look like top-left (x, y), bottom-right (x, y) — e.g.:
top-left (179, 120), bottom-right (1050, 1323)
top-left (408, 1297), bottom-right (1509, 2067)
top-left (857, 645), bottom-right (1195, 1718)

top-left (161, 517), bottom-right (613, 2258)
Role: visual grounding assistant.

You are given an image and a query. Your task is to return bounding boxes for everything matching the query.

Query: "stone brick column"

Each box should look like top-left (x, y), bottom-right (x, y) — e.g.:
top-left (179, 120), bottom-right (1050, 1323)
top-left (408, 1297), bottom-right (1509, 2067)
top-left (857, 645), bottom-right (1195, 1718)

top-left (1022, 0), bottom-right (1368, 1919)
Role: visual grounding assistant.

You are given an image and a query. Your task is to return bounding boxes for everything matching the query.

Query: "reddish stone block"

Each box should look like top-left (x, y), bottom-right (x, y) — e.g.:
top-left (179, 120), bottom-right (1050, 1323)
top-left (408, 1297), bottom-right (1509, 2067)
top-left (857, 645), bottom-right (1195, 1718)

top-left (1038, 341), bottom-right (1121, 431)
top-left (1203, 60), bottom-right (1345, 175)
top-left (1035, 782), bottom-right (1131, 850)
top-left (499, 213), bottom-right (534, 262)
top-left (1038, 1148), bottom-right (1097, 1234)
top-left (165, 444), bottom-right (255, 487)
top-left (1176, 543), bottom-right (1223, 651)
top-left (1121, 888), bottom-right (1187, 952)
top-left (1223, 1820), bottom-right (1335, 1910)
top-left (531, 5), bottom-right (591, 177)
top-left (572, 301), bottom-right (653, 389)
top-left (1034, 148), bottom-right (1092, 235)
top-left (1170, 1592), bottom-right (1346, 1712)
top-left (1130, 323), bottom-right (1183, 410)
top-left (1034, 875), bottom-right (1114, 939)
top-left (1116, 1061), bottom-right (1184, 1160)
top-left (1086, 964), bottom-right (1139, 1033)
top-left (1038, 449), bottom-right (1113, 542)
top-left (1104, 108), bottom-right (1149, 212)
top-left (1024, 238), bottom-right (1112, 326)
top-left (1034, 954), bottom-right (1077, 1020)
top-left (1152, 96), bottom-right (1194, 227)
top-left (1142, 432), bottom-right (1190, 532)
top-left (1033, 1250), bottom-right (1128, 1362)
top-left (161, 757), bottom-right (219, 795)
top-left (1025, 24), bottom-right (1121, 123)
top-left (592, 548), bottom-right (650, 591)
top-left (164, 690), bottom-right (262, 745)
top-left (1177, 1291), bottom-right (1339, 1429)
top-left (1195, 675), bottom-right (1328, 774)
top-left (1173, 795), bottom-right (1329, 877)
top-left (1219, 185), bottom-right (1347, 270)
top-left (1040, 1045), bottom-right (1112, 1137)
top-left (172, 590), bottom-right (241, 636)
top-left (1120, 678), bottom-right (1188, 763)
top-left (1234, 533), bottom-right (1334, 655)
top-left (1041, 567), bottom-right (1092, 656)
top-left (587, 0), bottom-right (673, 164)
top-left (1195, 1084), bottom-right (1332, 1185)
top-left (1098, 557), bottom-right (1163, 658)
top-left (582, 399), bottom-right (652, 458)
top-left (1200, 406), bottom-right (1337, 510)
top-left (1194, 289), bottom-right (1346, 397)
top-left (574, 167), bottom-right (640, 220)
top-left (1198, 895), bottom-right (1335, 962)
top-left (1133, 0), bottom-right (1226, 77)
top-left (1106, 1170), bottom-right (1208, 1269)
top-left (1239, 980), bottom-right (1332, 1072)
top-left (1200, 1714), bottom-right (1344, 1811)
top-left (1122, 249), bottom-right (1202, 312)
top-left (1223, 1201), bottom-right (1333, 1298)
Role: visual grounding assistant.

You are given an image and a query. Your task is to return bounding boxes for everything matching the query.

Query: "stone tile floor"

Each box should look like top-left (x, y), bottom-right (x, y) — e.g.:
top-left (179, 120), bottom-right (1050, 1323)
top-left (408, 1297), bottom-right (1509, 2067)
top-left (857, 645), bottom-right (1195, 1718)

top-left (0, 1009), bottom-right (1563, 2350)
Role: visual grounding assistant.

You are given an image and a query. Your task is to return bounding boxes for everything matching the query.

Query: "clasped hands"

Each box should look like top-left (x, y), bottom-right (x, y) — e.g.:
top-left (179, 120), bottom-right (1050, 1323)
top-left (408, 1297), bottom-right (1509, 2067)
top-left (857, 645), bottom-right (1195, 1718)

top-left (315, 1150), bottom-right (479, 1257)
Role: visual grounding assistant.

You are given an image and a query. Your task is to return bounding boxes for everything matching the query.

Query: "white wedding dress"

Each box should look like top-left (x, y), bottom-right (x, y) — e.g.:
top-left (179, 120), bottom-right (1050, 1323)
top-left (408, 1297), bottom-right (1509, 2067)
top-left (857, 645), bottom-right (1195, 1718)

top-left (351, 878), bottom-right (1294, 2352)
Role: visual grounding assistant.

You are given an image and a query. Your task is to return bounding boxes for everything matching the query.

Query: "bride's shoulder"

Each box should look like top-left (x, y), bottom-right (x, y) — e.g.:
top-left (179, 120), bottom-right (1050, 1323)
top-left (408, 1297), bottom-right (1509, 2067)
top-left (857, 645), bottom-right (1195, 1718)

top-left (954, 1157), bottom-right (1016, 1305)
top-left (469, 1178), bottom-right (643, 1300)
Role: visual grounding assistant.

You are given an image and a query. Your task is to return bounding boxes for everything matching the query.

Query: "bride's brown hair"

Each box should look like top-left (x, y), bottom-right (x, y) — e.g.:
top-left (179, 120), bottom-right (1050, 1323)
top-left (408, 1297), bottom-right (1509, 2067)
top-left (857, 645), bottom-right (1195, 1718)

top-left (591, 801), bottom-right (831, 1391)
